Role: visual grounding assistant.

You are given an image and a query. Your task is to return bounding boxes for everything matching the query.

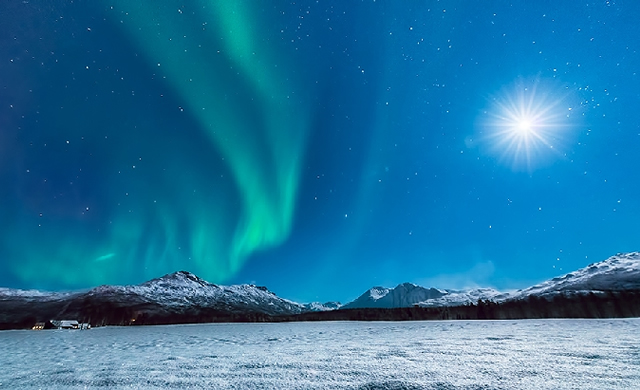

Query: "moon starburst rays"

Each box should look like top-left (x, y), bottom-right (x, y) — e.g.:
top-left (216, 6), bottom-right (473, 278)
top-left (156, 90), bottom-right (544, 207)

top-left (480, 79), bottom-right (572, 171)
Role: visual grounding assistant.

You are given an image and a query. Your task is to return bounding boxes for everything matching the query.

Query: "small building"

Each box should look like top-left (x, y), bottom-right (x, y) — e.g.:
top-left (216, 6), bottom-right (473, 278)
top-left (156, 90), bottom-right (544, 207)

top-left (50, 320), bottom-right (79, 329)
top-left (32, 322), bottom-right (45, 330)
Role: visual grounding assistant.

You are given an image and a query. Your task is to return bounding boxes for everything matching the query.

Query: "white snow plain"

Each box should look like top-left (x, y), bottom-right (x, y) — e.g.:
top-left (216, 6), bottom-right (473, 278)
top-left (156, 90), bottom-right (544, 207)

top-left (1, 319), bottom-right (639, 389)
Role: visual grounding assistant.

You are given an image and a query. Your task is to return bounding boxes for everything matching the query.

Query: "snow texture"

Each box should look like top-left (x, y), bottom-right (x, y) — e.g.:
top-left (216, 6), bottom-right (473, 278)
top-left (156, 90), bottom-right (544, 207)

top-left (1, 319), bottom-right (638, 389)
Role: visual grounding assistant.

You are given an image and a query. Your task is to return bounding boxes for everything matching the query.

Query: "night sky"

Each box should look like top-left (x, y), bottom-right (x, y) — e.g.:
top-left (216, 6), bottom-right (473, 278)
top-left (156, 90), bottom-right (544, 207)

top-left (1, 1), bottom-right (639, 303)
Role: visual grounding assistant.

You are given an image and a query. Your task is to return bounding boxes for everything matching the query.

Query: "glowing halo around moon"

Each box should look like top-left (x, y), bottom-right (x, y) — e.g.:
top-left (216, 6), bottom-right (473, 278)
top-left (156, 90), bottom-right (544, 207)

top-left (478, 78), bottom-right (575, 171)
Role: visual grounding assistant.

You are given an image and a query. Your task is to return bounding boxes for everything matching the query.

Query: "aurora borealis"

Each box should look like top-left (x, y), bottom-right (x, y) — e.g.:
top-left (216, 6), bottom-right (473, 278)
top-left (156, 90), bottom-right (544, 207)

top-left (2, 1), bottom-right (316, 289)
top-left (2, 2), bottom-right (639, 303)
top-left (111, 1), bottom-right (312, 276)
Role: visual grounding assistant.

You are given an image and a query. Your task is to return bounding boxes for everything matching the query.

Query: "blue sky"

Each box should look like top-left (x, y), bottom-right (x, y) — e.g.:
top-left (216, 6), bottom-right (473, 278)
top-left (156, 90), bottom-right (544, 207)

top-left (1, 1), bottom-right (638, 303)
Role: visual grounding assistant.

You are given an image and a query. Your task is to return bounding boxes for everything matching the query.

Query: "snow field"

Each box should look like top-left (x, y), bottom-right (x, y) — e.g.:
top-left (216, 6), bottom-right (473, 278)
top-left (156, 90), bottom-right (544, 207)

top-left (0, 319), bottom-right (638, 389)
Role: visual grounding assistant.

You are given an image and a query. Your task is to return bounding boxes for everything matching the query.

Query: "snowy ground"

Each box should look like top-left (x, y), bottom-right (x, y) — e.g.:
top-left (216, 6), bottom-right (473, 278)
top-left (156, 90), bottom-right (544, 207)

top-left (1, 319), bottom-right (638, 389)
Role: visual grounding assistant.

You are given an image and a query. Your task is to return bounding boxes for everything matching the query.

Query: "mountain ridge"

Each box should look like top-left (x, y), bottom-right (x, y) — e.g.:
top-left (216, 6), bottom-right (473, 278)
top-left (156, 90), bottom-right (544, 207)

top-left (1, 252), bottom-right (638, 329)
top-left (344, 252), bottom-right (640, 309)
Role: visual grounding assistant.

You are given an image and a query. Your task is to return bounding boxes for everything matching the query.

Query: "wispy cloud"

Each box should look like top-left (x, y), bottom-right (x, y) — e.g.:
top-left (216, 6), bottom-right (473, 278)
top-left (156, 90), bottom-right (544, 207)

top-left (415, 261), bottom-right (496, 290)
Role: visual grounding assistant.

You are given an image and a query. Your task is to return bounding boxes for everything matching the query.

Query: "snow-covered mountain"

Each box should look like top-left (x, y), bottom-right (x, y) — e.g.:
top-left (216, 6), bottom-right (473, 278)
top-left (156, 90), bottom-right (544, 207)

top-left (342, 283), bottom-right (448, 309)
top-left (1, 252), bottom-right (638, 329)
top-left (343, 252), bottom-right (640, 309)
top-left (511, 252), bottom-right (640, 299)
top-left (341, 284), bottom-right (507, 309)
top-left (0, 288), bottom-right (69, 299)
top-left (82, 271), bottom-right (306, 316)
top-left (0, 271), bottom-right (307, 327)
top-left (303, 301), bottom-right (343, 312)
top-left (417, 288), bottom-right (510, 308)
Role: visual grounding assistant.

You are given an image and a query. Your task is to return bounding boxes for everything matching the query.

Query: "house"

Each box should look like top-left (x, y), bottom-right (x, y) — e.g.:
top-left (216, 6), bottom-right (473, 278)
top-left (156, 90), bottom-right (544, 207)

top-left (49, 320), bottom-right (79, 329)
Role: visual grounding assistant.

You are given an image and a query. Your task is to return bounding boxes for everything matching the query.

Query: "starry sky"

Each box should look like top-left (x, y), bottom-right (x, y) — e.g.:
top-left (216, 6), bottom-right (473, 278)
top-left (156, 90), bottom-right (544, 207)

top-left (1, 1), bottom-right (639, 303)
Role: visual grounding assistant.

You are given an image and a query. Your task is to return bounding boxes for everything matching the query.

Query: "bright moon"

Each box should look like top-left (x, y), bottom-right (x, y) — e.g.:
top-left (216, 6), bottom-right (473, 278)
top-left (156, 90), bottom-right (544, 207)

top-left (479, 78), bottom-right (573, 171)
top-left (517, 119), bottom-right (532, 133)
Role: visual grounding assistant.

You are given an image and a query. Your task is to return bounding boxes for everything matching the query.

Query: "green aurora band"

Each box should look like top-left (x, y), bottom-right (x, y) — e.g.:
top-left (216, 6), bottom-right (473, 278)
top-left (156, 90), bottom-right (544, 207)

top-left (8, 1), bottom-right (311, 287)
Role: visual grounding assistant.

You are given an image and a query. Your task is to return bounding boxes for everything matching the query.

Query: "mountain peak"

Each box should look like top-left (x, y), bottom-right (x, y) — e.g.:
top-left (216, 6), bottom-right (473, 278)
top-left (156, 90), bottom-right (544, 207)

top-left (396, 282), bottom-right (418, 289)
top-left (344, 283), bottom-right (447, 309)
top-left (367, 286), bottom-right (391, 300)
top-left (139, 270), bottom-right (213, 289)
